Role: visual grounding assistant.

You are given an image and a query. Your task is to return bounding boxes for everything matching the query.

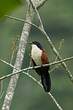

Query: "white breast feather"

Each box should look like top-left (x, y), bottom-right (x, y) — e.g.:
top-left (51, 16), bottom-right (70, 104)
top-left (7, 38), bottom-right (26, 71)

top-left (31, 44), bottom-right (42, 65)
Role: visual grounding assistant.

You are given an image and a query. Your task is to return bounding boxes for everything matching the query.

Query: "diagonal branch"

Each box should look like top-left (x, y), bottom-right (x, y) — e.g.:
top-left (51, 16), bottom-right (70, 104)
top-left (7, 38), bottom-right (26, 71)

top-left (30, 0), bottom-right (47, 9)
top-left (4, 15), bottom-right (41, 30)
top-left (0, 56), bottom-right (73, 81)
top-left (50, 39), bottom-right (64, 73)
top-left (2, 4), bottom-right (33, 110)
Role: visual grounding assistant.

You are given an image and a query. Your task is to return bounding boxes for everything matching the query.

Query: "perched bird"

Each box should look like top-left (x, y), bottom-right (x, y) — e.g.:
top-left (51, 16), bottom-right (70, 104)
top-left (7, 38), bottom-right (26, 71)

top-left (31, 41), bottom-right (51, 92)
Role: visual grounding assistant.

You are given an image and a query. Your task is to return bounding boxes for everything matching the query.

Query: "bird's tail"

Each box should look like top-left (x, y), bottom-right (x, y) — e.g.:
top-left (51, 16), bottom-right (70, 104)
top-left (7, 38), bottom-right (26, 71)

top-left (41, 72), bottom-right (51, 92)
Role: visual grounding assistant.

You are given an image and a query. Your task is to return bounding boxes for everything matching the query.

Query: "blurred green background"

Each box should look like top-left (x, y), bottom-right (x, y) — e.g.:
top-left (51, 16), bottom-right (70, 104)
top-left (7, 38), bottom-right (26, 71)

top-left (0, 0), bottom-right (73, 110)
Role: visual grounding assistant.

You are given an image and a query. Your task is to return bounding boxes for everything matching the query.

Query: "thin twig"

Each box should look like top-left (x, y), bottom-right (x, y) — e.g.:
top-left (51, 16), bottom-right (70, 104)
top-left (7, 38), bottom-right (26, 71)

top-left (5, 15), bottom-right (25, 22)
top-left (0, 56), bottom-right (73, 81)
top-left (50, 39), bottom-right (64, 73)
top-left (31, 0), bottom-right (47, 9)
top-left (0, 59), bottom-right (14, 68)
top-left (55, 39), bottom-right (64, 61)
top-left (29, 0), bottom-right (44, 29)
top-left (48, 92), bottom-right (63, 110)
top-left (5, 15), bottom-right (40, 30)
top-left (0, 81), bottom-right (4, 99)
top-left (10, 38), bottom-right (18, 64)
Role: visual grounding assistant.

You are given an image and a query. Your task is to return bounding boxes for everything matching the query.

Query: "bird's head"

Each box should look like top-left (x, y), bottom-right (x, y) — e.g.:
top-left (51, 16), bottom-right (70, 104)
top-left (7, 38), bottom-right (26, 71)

top-left (31, 41), bottom-right (43, 50)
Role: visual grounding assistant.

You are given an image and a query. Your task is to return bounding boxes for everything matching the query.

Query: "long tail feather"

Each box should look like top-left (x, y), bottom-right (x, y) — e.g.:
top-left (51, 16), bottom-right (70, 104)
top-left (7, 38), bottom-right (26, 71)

top-left (41, 72), bottom-right (51, 92)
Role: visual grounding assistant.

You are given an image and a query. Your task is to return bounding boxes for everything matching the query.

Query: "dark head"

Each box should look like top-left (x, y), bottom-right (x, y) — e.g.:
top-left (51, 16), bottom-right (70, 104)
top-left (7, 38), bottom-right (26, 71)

top-left (32, 41), bottom-right (43, 50)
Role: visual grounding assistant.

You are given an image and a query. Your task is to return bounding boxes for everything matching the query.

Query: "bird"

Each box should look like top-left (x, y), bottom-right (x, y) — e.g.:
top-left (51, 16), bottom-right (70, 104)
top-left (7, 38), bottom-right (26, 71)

top-left (31, 41), bottom-right (51, 92)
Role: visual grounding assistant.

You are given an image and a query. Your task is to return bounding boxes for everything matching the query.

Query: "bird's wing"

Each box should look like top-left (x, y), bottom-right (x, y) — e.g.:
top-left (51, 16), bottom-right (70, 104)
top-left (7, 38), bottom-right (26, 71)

top-left (41, 51), bottom-right (49, 64)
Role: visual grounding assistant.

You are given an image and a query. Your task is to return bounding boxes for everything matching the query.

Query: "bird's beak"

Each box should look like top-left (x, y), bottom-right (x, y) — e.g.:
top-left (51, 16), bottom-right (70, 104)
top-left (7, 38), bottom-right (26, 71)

top-left (27, 42), bottom-right (32, 44)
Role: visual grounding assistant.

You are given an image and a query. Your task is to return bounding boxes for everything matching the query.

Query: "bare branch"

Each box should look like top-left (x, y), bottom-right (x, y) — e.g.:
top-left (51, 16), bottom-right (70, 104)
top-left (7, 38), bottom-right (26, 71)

top-left (50, 39), bottom-right (64, 73)
top-left (0, 56), bottom-right (73, 81)
top-left (5, 15), bottom-right (41, 30)
top-left (48, 92), bottom-right (63, 110)
top-left (29, 0), bottom-right (44, 29)
top-left (0, 81), bottom-right (4, 99)
top-left (9, 38), bottom-right (17, 64)
top-left (29, 0), bottom-right (47, 9)
top-left (2, 5), bottom-right (33, 110)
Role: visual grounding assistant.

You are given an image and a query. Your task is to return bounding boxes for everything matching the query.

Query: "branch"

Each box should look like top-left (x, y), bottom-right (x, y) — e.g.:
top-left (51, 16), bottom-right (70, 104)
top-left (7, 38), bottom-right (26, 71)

top-left (0, 56), bottom-right (73, 81)
top-left (29, 0), bottom-right (44, 29)
top-left (30, 0), bottom-right (47, 9)
top-left (0, 81), bottom-right (4, 99)
top-left (5, 15), bottom-right (41, 30)
top-left (48, 92), bottom-right (63, 110)
top-left (2, 5), bottom-right (33, 110)
top-left (50, 39), bottom-right (64, 73)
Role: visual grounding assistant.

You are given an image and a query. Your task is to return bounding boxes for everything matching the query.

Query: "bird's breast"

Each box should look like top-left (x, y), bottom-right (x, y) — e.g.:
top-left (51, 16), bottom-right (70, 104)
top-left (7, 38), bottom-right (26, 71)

top-left (31, 45), bottom-right (42, 65)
